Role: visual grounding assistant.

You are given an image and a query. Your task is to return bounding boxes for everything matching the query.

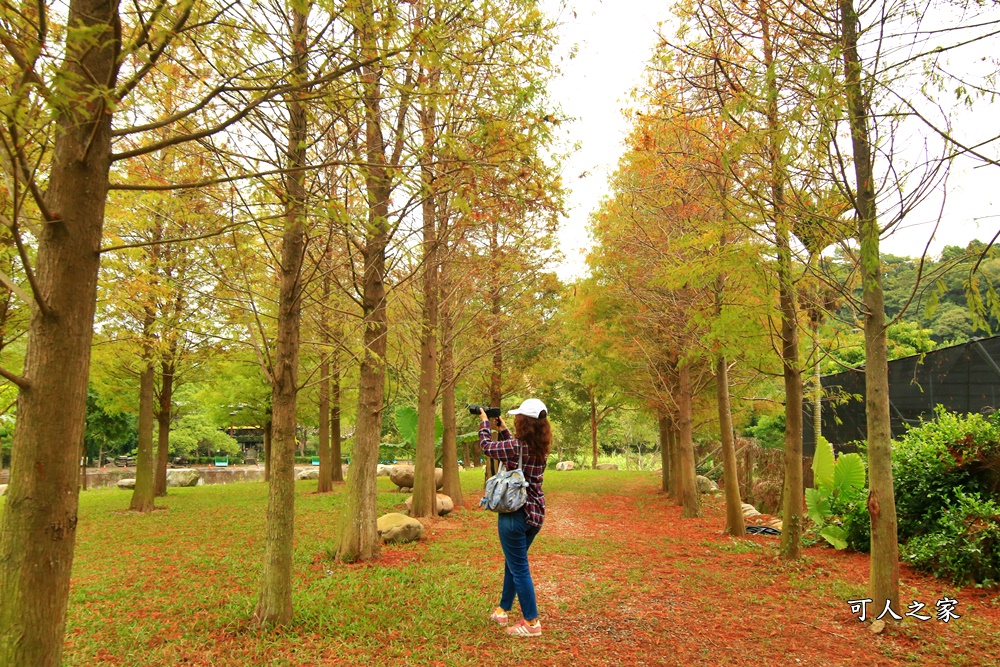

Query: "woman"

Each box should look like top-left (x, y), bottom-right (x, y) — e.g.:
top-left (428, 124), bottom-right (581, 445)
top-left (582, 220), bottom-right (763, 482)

top-left (478, 398), bottom-right (551, 638)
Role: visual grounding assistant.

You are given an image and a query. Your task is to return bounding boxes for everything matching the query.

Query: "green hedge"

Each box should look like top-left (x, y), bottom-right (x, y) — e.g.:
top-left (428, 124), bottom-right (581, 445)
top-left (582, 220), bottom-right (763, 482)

top-left (842, 496), bottom-right (871, 553)
top-left (844, 407), bottom-right (1000, 587)
top-left (179, 455), bottom-right (245, 466)
top-left (292, 456), bottom-right (349, 464)
top-left (902, 490), bottom-right (1000, 588)
top-left (893, 407), bottom-right (999, 542)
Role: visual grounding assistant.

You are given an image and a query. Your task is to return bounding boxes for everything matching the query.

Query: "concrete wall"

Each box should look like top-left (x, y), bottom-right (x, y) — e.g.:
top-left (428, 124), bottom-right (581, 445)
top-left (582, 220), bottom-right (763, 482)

top-left (81, 466), bottom-right (267, 490)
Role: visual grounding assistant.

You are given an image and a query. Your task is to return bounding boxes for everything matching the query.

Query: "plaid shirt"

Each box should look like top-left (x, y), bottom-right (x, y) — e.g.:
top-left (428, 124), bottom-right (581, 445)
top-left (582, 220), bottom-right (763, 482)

top-left (480, 420), bottom-right (546, 528)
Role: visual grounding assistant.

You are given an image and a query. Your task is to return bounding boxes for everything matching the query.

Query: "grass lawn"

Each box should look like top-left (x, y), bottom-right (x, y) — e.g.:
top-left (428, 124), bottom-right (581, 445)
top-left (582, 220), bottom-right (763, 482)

top-left (5, 470), bottom-right (1000, 666)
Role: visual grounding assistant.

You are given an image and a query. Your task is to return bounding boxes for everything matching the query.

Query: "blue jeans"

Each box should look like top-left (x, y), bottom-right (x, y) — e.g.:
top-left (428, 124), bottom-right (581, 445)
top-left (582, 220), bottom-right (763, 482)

top-left (497, 509), bottom-right (541, 620)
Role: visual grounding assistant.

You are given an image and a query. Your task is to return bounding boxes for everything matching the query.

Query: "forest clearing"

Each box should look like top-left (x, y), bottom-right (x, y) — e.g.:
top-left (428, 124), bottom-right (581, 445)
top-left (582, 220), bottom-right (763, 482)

top-left (31, 472), bottom-right (998, 667)
top-left (2, 0), bottom-right (1000, 664)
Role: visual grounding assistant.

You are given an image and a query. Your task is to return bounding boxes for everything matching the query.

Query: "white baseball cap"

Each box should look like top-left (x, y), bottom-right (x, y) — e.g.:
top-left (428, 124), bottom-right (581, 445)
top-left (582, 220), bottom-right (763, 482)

top-left (508, 398), bottom-right (548, 419)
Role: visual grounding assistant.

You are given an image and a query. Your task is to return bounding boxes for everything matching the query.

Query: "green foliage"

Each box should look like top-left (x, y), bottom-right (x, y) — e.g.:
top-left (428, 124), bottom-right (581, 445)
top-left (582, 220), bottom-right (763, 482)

top-left (745, 413), bottom-right (785, 449)
top-left (183, 455), bottom-right (246, 466)
top-left (902, 491), bottom-right (1000, 588)
top-left (188, 360), bottom-right (271, 428)
top-left (832, 453), bottom-right (866, 494)
top-left (379, 406), bottom-right (469, 464)
top-left (879, 245), bottom-right (997, 341)
top-left (393, 405), bottom-right (443, 448)
top-left (840, 406), bottom-right (1000, 586)
top-left (805, 437), bottom-right (867, 549)
top-left (84, 388), bottom-right (138, 460)
top-left (892, 406), bottom-right (999, 542)
top-left (842, 498), bottom-right (871, 553)
top-left (169, 413), bottom-right (240, 459)
top-left (822, 320), bottom-right (936, 374)
top-left (819, 243), bottom-right (1000, 374)
top-left (0, 415), bottom-right (13, 468)
top-left (856, 407), bottom-right (1000, 585)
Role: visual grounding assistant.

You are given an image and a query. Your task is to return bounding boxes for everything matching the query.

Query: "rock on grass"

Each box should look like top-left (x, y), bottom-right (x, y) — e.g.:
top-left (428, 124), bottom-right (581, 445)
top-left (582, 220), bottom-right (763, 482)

top-left (377, 513), bottom-right (424, 544)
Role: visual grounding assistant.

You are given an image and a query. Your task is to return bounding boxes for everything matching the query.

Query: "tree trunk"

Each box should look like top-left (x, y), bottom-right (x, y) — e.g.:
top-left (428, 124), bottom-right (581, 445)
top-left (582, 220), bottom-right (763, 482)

top-left (759, 1), bottom-right (803, 559)
top-left (670, 425), bottom-right (681, 500)
top-left (713, 240), bottom-right (744, 535)
top-left (677, 364), bottom-right (701, 518)
top-left (252, 0), bottom-right (309, 626)
top-left (317, 269), bottom-right (332, 494)
top-left (337, 288), bottom-right (385, 563)
top-left (485, 262), bottom-right (503, 481)
top-left (154, 362), bottom-right (174, 497)
top-left (440, 369), bottom-right (462, 506)
top-left (590, 390), bottom-right (599, 468)
top-left (412, 92), bottom-right (439, 519)
top-left (717, 356), bottom-right (745, 536)
top-left (331, 350), bottom-right (343, 483)
top-left (0, 4), bottom-right (120, 662)
top-left (812, 322), bottom-right (822, 445)
top-left (658, 413), bottom-right (671, 494)
top-left (263, 419), bottom-right (273, 482)
top-left (130, 363), bottom-right (157, 512)
top-left (840, 0), bottom-right (899, 612)
top-left (777, 240), bottom-right (804, 559)
top-left (336, 2), bottom-right (388, 562)
top-left (439, 259), bottom-right (463, 505)
top-left (318, 353), bottom-right (332, 493)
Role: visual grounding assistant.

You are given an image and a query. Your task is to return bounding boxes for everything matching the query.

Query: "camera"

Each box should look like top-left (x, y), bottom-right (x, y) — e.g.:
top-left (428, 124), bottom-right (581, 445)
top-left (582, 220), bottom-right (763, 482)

top-left (468, 404), bottom-right (502, 419)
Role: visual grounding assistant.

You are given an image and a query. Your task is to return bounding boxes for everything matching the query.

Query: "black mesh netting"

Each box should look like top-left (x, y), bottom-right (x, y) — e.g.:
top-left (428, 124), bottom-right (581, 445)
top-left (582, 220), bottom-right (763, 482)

top-left (803, 336), bottom-right (1000, 453)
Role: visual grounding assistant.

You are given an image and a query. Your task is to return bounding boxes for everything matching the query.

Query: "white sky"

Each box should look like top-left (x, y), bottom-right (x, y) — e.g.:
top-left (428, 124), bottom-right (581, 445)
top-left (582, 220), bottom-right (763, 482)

top-left (543, 0), bottom-right (999, 281)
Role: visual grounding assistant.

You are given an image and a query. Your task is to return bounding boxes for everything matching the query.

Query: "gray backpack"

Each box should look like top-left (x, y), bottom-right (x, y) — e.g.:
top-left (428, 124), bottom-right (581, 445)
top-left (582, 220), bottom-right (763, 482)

top-left (479, 446), bottom-right (528, 513)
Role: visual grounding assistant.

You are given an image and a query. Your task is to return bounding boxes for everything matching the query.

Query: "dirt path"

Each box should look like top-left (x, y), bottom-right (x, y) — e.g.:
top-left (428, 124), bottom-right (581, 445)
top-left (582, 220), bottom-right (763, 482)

top-left (512, 479), bottom-right (1000, 667)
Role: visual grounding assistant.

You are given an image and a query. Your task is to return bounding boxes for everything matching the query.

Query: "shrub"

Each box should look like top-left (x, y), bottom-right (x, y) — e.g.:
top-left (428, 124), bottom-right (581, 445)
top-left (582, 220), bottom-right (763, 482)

top-left (178, 455), bottom-right (245, 466)
top-left (892, 407), bottom-right (999, 541)
top-left (901, 491), bottom-right (1000, 587)
top-left (842, 496), bottom-right (871, 553)
top-left (745, 413), bottom-right (785, 450)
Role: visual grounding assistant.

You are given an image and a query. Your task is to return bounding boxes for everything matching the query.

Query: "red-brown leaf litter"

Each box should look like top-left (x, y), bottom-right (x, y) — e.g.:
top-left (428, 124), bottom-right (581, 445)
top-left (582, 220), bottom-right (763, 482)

top-left (63, 475), bottom-right (1000, 666)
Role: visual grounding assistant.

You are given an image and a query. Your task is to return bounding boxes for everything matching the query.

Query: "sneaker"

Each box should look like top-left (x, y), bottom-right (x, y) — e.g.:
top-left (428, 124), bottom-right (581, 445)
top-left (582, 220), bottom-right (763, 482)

top-left (489, 607), bottom-right (509, 626)
top-left (506, 619), bottom-right (541, 638)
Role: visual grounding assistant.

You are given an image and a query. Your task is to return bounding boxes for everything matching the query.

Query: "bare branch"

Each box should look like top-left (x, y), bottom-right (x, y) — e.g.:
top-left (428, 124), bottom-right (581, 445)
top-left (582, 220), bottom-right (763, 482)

top-left (0, 365), bottom-right (28, 390)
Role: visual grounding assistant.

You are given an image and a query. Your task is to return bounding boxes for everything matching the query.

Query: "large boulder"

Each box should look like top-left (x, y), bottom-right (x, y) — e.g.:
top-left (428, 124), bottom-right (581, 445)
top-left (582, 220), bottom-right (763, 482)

top-left (0, 484), bottom-right (6, 496)
top-left (377, 464), bottom-right (392, 477)
top-left (296, 468), bottom-right (319, 480)
top-left (166, 468), bottom-right (201, 487)
top-left (404, 493), bottom-right (454, 516)
top-left (116, 478), bottom-right (136, 489)
top-left (389, 466), bottom-right (443, 490)
top-left (555, 461), bottom-right (575, 471)
top-left (595, 463), bottom-right (618, 470)
top-left (389, 465), bottom-right (413, 487)
top-left (696, 475), bottom-right (719, 493)
top-left (377, 513), bottom-right (424, 544)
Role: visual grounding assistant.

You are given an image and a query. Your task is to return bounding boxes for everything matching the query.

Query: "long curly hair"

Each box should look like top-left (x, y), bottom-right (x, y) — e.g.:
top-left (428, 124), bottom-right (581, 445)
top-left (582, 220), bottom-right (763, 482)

top-left (514, 413), bottom-right (551, 460)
